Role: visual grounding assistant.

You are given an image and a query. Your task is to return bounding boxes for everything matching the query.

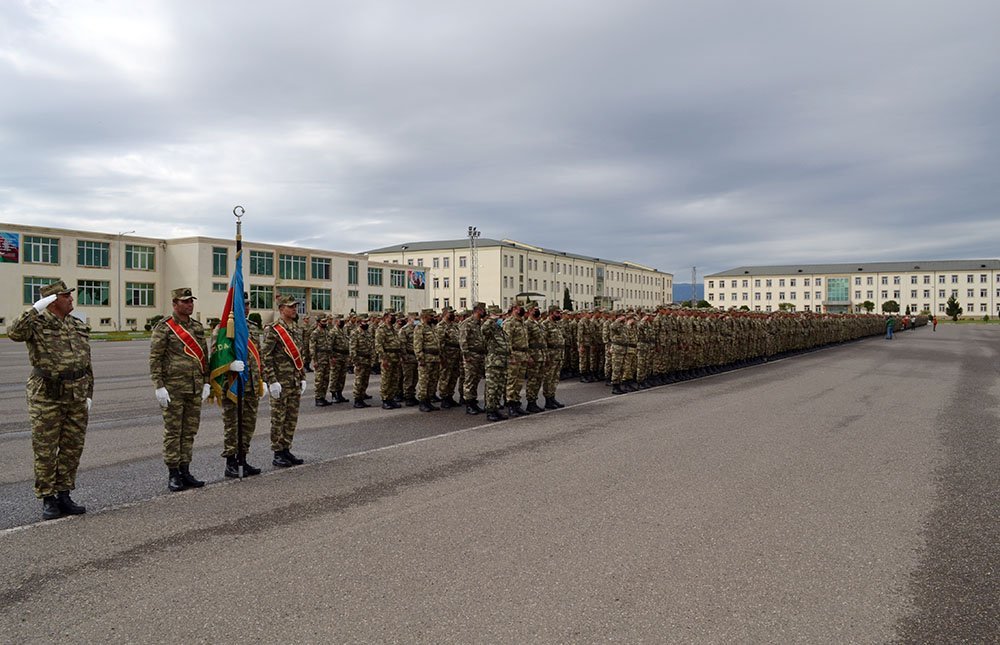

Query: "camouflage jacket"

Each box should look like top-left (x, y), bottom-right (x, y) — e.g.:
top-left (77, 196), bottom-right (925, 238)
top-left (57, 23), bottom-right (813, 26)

top-left (525, 318), bottom-right (546, 350)
top-left (350, 326), bottom-right (375, 361)
top-left (541, 318), bottom-right (565, 350)
top-left (482, 319), bottom-right (509, 368)
top-left (330, 325), bottom-right (350, 356)
top-left (375, 322), bottom-right (401, 359)
top-left (309, 324), bottom-right (334, 358)
top-left (261, 319), bottom-right (305, 387)
top-left (9, 307), bottom-right (94, 400)
top-left (436, 321), bottom-right (461, 357)
top-left (413, 323), bottom-right (441, 362)
top-left (459, 317), bottom-right (486, 355)
top-left (149, 313), bottom-right (209, 394)
top-left (398, 323), bottom-right (417, 360)
top-left (504, 316), bottom-right (529, 353)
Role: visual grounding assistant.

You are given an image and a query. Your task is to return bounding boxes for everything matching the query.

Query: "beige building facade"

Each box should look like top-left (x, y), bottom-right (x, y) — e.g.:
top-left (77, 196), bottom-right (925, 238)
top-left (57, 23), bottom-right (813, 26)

top-left (366, 238), bottom-right (672, 311)
top-left (705, 260), bottom-right (1000, 318)
top-left (1, 222), bottom-right (427, 332)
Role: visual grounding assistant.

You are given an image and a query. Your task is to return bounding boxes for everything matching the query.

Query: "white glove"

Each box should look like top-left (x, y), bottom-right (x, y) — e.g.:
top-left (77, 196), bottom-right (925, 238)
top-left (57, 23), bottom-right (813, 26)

top-left (86, 398), bottom-right (92, 412)
top-left (201, 383), bottom-right (211, 401)
top-left (33, 294), bottom-right (57, 313)
top-left (268, 382), bottom-right (282, 398)
top-left (229, 360), bottom-right (245, 373)
top-left (155, 387), bottom-right (171, 408)
top-left (300, 380), bottom-right (308, 395)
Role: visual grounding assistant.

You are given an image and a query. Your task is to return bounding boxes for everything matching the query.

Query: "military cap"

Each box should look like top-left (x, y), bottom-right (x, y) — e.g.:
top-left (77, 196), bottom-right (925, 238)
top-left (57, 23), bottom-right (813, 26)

top-left (487, 305), bottom-right (503, 315)
top-left (382, 309), bottom-right (395, 316)
top-left (276, 294), bottom-right (298, 307)
top-left (472, 301), bottom-right (486, 310)
top-left (407, 311), bottom-right (418, 317)
top-left (548, 305), bottom-right (561, 313)
top-left (440, 306), bottom-right (454, 314)
top-left (39, 280), bottom-right (74, 298)
top-left (331, 314), bottom-right (344, 320)
top-left (420, 308), bottom-right (435, 316)
top-left (171, 287), bottom-right (197, 301)
top-left (358, 313), bottom-right (369, 320)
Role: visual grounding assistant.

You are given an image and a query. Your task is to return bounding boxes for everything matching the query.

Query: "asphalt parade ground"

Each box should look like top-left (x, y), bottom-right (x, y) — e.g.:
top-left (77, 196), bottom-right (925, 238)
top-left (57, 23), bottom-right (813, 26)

top-left (0, 325), bottom-right (997, 642)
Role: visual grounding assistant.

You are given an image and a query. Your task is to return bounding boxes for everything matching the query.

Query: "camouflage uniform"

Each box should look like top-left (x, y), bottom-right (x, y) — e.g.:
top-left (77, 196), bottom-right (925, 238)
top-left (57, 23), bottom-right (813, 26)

top-left (9, 285), bottom-right (93, 500)
top-left (262, 317), bottom-right (305, 452)
top-left (350, 318), bottom-right (375, 403)
top-left (414, 312), bottom-right (442, 404)
top-left (436, 313), bottom-right (463, 403)
top-left (482, 309), bottom-right (509, 417)
top-left (329, 318), bottom-right (351, 401)
top-left (221, 318), bottom-right (262, 458)
top-left (375, 313), bottom-right (403, 404)
top-left (459, 311), bottom-right (486, 406)
top-left (398, 317), bottom-right (419, 404)
top-left (149, 312), bottom-right (209, 468)
top-left (636, 315), bottom-right (655, 385)
top-left (309, 319), bottom-right (334, 403)
top-left (300, 317), bottom-right (313, 371)
top-left (524, 314), bottom-right (547, 407)
top-left (541, 312), bottom-right (565, 404)
top-left (503, 312), bottom-right (530, 409)
top-left (609, 316), bottom-right (628, 389)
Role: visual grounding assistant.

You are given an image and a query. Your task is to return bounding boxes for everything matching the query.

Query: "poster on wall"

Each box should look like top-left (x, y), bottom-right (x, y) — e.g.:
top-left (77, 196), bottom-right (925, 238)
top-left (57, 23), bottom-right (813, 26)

top-left (0, 233), bottom-right (19, 263)
top-left (407, 270), bottom-right (425, 289)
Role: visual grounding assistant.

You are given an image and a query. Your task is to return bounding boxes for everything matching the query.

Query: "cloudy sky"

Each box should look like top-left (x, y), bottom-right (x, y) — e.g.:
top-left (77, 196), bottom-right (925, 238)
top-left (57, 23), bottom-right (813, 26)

top-left (2, 0), bottom-right (998, 278)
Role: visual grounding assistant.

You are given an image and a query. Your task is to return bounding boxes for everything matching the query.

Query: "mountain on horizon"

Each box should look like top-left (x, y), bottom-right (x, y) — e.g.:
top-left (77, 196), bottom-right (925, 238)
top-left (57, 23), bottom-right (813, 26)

top-left (672, 282), bottom-right (704, 303)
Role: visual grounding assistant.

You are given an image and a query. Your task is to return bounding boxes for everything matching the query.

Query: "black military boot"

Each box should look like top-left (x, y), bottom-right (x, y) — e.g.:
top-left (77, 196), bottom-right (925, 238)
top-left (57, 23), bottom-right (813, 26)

top-left (354, 398), bottom-right (370, 408)
top-left (404, 397), bottom-right (420, 407)
top-left (638, 380), bottom-right (651, 390)
top-left (363, 393), bottom-right (373, 400)
top-left (224, 455), bottom-right (241, 478)
top-left (272, 451), bottom-right (293, 468)
top-left (429, 394), bottom-right (441, 403)
top-left (332, 391), bottom-right (348, 404)
top-left (525, 399), bottom-right (544, 413)
top-left (168, 468), bottom-right (186, 491)
top-left (382, 399), bottom-right (401, 409)
top-left (315, 398), bottom-right (332, 407)
top-left (507, 402), bottom-right (525, 417)
top-left (241, 458), bottom-right (261, 476)
top-left (55, 491), bottom-right (86, 515)
top-left (486, 409), bottom-right (505, 422)
top-left (612, 383), bottom-right (625, 395)
top-left (179, 464), bottom-right (205, 488)
top-left (544, 396), bottom-right (559, 410)
top-left (284, 449), bottom-right (304, 465)
top-left (440, 396), bottom-right (458, 409)
top-left (466, 399), bottom-right (483, 415)
top-left (42, 496), bottom-right (63, 520)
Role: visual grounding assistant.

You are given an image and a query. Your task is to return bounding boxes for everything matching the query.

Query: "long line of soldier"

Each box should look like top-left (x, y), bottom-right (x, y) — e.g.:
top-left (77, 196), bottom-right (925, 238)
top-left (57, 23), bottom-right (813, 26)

top-left (11, 279), bottom-right (923, 521)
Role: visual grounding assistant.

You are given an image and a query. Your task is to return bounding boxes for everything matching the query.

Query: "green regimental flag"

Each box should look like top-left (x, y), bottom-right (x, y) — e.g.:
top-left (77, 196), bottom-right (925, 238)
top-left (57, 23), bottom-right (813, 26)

top-left (208, 287), bottom-right (237, 404)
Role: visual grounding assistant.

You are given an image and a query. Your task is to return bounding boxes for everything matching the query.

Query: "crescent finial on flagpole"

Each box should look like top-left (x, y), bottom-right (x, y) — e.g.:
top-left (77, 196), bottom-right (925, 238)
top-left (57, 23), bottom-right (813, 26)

top-left (233, 205), bottom-right (245, 220)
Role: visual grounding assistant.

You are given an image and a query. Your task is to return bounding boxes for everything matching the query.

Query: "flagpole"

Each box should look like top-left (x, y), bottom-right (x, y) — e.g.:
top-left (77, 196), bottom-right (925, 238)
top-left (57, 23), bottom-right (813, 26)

top-left (234, 205), bottom-right (245, 479)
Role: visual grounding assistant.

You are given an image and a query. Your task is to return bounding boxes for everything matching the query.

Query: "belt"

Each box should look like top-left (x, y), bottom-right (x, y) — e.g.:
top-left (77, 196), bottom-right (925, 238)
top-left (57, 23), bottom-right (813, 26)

top-left (422, 349), bottom-right (440, 355)
top-left (612, 341), bottom-right (627, 346)
top-left (445, 343), bottom-right (461, 349)
top-left (628, 343), bottom-right (638, 348)
top-left (466, 349), bottom-right (486, 355)
top-left (32, 367), bottom-right (89, 381)
top-left (529, 344), bottom-right (545, 350)
top-left (381, 348), bottom-right (401, 353)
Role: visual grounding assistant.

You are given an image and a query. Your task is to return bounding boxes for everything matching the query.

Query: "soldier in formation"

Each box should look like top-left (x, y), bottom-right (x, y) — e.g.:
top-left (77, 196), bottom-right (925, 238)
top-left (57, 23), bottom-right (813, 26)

top-left (414, 308), bottom-right (442, 411)
top-left (436, 307), bottom-right (462, 408)
top-left (262, 295), bottom-right (307, 467)
top-left (218, 293), bottom-right (263, 478)
top-left (10, 280), bottom-right (93, 520)
top-left (350, 313), bottom-right (375, 408)
top-left (328, 315), bottom-right (351, 404)
top-left (149, 287), bottom-right (211, 491)
top-left (375, 310), bottom-right (403, 409)
top-left (459, 302), bottom-right (487, 415)
top-left (310, 315), bottom-right (334, 406)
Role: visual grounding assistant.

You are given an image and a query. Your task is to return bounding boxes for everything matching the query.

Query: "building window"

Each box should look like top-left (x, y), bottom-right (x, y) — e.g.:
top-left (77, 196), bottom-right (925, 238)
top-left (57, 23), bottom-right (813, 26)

top-left (911, 290), bottom-right (917, 299)
top-left (24, 236), bottom-right (59, 264)
top-left (311, 257), bottom-right (331, 281)
top-left (77, 240), bottom-right (110, 268)
top-left (459, 277), bottom-right (467, 288)
top-left (882, 290), bottom-right (888, 299)
top-left (765, 279), bottom-right (772, 287)
top-left (924, 276), bottom-right (931, 284)
top-left (443, 298), bottom-right (450, 308)
top-left (951, 275), bottom-right (958, 283)
top-left (708, 281), bottom-right (715, 289)
top-left (754, 279), bottom-right (761, 287)
top-left (893, 276), bottom-right (900, 284)
top-left (443, 257), bottom-right (450, 268)
top-left (938, 289), bottom-right (945, 298)
top-left (433, 257), bottom-right (440, 269)
top-left (279, 254), bottom-right (306, 280)
top-left (910, 276), bottom-right (918, 284)
top-left (815, 278), bottom-right (822, 286)
top-left (924, 290), bottom-right (930, 298)
top-left (347, 260), bottom-right (359, 285)
top-left (967, 274), bottom-right (975, 283)
top-left (311, 288), bottom-right (332, 311)
top-left (443, 277), bottom-right (450, 288)
top-left (967, 289), bottom-right (974, 298)
top-left (347, 289), bottom-right (359, 299)
top-left (390, 269), bottom-right (406, 288)
top-left (778, 279), bottom-right (785, 287)
top-left (855, 277), bottom-right (862, 285)
top-left (212, 247), bottom-right (228, 277)
top-left (459, 256), bottom-right (467, 268)
top-left (459, 297), bottom-right (467, 308)
top-left (367, 267), bottom-right (383, 286)
top-left (77, 280), bottom-right (111, 306)
top-left (126, 282), bottom-right (155, 307)
top-left (433, 298), bottom-right (440, 308)
top-left (766, 292), bottom-right (772, 300)
top-left (390, 295), bottom-right (406, 311)
top-left (212, 282), bottom-right (228, 292)
top-left (981, 289), bottom-right (988, 298)
top-left (981, 303), bottom-right (988, 312)
top-left (125, 244), bottom-right (155, 271)
top-left (433, 277), bottom-right (440, 289)
top-left (23, 277), bottom-right (58, 304)
top-left (249, 250), bottom-right (274, 276)
top-left (249, 285), bottom-right (273, 309)
top-left (980, 274), bottom-right (988, 283)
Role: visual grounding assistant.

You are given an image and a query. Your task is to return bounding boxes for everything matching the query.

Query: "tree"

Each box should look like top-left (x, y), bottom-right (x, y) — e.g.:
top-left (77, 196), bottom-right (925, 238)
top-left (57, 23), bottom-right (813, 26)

top-left (739, 305), bottom-right (750, 311)
top-left (697, 299), bottom-right (711, 308)
top-left (945, 294), bottom-right (962, 321)
top-left (881, 300), bottom-right (900, 313)
top-left (861, 300), bottom-right (875, 313)
top-left (904, 305), bottom-right (911, 315)
top-left (778, 302), bottom-right (793, 311)
top-left (563, 287), bottom-right (573, 311)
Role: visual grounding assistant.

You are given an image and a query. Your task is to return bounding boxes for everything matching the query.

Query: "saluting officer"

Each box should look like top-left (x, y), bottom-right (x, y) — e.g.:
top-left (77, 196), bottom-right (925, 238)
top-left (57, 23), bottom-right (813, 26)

top-left (9, 280), bottom-right (93, 520)
top-left (149, 287), bottom-right (210, 492)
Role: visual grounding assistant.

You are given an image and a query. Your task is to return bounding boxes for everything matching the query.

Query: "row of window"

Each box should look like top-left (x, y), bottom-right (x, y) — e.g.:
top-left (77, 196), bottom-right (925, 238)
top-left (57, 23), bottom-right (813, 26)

top-left (22, 237), bottom-right (157, 270)
top-left (710, 273), bottom-right (1000, 290)
top-left (24, 277), bottom-right (154, 307)
top-left (710, 288), bottom-right (1000, 303)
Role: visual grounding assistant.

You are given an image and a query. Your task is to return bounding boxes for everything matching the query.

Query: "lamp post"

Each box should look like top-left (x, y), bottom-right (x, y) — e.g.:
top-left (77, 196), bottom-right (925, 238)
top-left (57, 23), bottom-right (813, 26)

top-left (467, 226), bottom-right (480, 305)
top-left (117, 229), bottom-right (134, 331)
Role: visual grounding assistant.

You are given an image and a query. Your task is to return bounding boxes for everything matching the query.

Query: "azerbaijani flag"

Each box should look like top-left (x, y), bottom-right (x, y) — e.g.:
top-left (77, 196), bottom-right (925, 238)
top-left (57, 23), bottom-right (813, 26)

top-left (209, 244), bottom-right (248, 403)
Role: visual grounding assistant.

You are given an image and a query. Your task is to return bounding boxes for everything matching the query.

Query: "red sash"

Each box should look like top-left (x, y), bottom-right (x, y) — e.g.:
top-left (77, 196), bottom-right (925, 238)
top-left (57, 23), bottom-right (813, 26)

top-left (166, 318), bottom-right (207, 373)
top-left (273, 323), bottom-right (304, 371)
top-left (247, 338), bottom-right (262, 375)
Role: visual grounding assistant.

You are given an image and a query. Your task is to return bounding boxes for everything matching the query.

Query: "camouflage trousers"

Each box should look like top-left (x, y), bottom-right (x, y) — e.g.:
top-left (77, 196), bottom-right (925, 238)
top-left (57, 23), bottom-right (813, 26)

top-left (417, 359), bottom-right (441, 402)
top-left (505, 351), bottom-right (528, 403)
top-left (162, 390), bottom-right (202, 467)
top-left (437, 351), bottom-right (462, 399)
top-left (610, 347), bottom-right (626, 384)
top-left (330, 354), bottom-right (349, 397)
top-left (625, 349), bottom-right (638, 381)
top-left (462, 354), bottom-right (485, 401)
top-left (27, 380), bottom-right (88, 498)
top-left (269, 384), bottom-right (301, 451)
top-left (605, 346), bottom-right (613, 380)
top-left (353, 359), bottom-right (372, 401)
top-left (578, 343), bottom-right (592, 374)
top-left (637, 343), bottom-right (654, 382)
top-left (485, 363), bottom-right (507, 411)
top-left (380, 355), bottom-right (401, 401)
top-left (312, 353), bottom-right (332, 400)
top-left (401, 356), bottom-right (417, 400)
top-left (524, 349), bottom-right (547, 400)
top-left (543, 349), bottom-right (563, 398)
top-left (221, 390), bottom-right (259, 457)
top-left (595, 344), bottom-right (606, 377)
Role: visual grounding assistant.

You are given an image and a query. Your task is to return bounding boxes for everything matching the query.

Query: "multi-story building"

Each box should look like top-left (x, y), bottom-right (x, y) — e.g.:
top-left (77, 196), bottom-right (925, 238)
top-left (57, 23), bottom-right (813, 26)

top-left (365, 238), bottom-right (672, 311)
top-left (705, 260), bottom-right (1000, 318)
top-left (0, 222), bottom-right (427, 332)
